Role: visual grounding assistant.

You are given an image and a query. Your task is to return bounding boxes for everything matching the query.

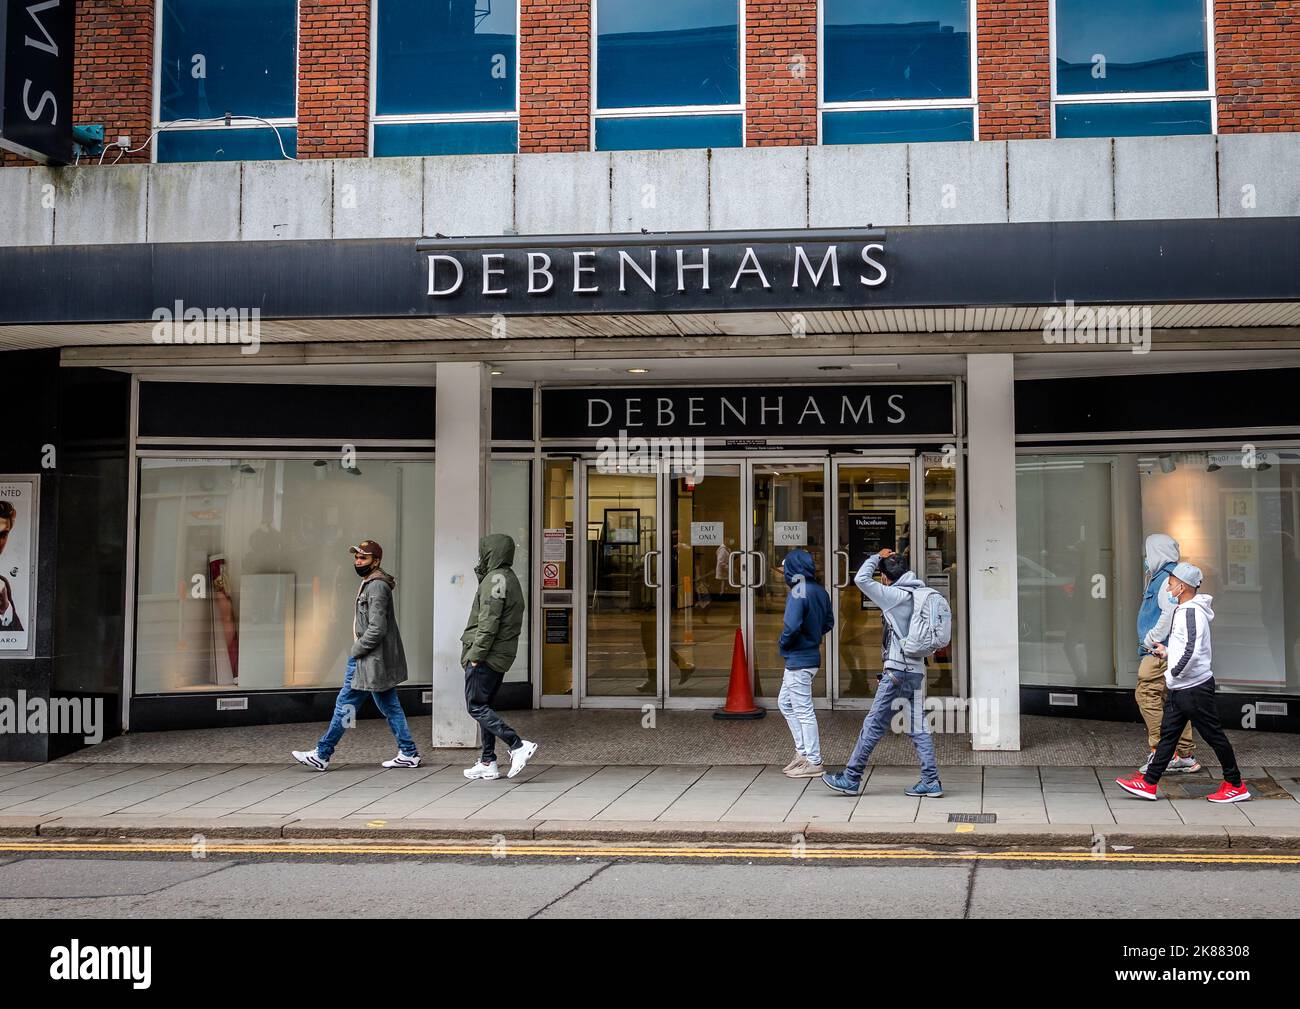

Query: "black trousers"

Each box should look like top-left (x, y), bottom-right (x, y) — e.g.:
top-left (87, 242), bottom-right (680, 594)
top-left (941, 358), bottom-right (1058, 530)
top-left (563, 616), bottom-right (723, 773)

top-left (1144, 678), bottom-right (1241, 786)
top-left (465, 662), bottom-right (521, 763)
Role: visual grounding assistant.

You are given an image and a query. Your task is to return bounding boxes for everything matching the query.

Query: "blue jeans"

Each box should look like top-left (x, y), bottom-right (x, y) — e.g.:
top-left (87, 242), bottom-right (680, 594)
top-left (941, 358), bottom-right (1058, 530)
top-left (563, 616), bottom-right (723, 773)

top-left (844, 667), bottom-right (939, 786)
top-left (316, 658), bottom-right (418, 761)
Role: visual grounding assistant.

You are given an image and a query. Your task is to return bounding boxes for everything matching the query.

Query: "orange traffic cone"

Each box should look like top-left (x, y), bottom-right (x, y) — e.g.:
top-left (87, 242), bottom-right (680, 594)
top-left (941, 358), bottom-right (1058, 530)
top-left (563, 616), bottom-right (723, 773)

top-left (713, 628), bottom-right (765, 720)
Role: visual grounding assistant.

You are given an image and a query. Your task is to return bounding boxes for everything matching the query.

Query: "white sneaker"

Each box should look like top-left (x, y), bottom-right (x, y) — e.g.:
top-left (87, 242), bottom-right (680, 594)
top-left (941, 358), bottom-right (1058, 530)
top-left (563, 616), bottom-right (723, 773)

top-left (292, 749), bottom-right (329, 772)
top-left (382, 752), bottom-right (421, 769)
top-left (1168, 755), bottom-right (1202, 773)
top-left (464, 760), bottom-right (500, 780)
top-left (508, 740), bottom-right (538, 778)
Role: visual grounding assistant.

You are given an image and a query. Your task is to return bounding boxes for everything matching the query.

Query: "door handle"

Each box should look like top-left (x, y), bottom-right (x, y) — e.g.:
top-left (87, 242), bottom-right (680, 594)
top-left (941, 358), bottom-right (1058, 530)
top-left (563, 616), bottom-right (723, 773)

top-left (748, 550), bottom-right (766, 589)
top-left (727, 550), bottom-right (742, 588)
top-left (642, 550), bottom-right (661, 589)
top-left (834, 549), bottom-right (851, 589)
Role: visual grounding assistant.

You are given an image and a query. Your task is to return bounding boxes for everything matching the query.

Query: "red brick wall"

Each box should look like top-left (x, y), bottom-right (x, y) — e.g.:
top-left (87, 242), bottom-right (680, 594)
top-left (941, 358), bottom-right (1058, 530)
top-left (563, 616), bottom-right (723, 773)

top-left (746, 1), bottom-right (818, 146)
top-left (518, 0), bottom-right (590, 152)
top-left (977, 0), bottom-right (1052, 139)
top-left (2, 0), bottom-right (154, 166)
top-left (1215, 0), bottom-right (1300, 132)
top-left (298, 1), bottom-right (370, 158)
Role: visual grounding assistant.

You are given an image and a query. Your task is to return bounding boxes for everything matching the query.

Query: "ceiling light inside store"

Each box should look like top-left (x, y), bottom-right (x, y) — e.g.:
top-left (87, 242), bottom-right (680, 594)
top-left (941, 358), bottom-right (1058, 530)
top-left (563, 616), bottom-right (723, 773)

top-left (627, 368), bottom-right (649, 374)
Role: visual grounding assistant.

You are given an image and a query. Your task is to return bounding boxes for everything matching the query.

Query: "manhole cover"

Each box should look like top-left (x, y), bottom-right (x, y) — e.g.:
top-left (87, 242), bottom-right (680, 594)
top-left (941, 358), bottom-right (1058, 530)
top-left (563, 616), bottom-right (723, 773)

top-left (1161, 777), bottom-right (1290, 800)
top-left (948, 812), bottom-right (997, 823)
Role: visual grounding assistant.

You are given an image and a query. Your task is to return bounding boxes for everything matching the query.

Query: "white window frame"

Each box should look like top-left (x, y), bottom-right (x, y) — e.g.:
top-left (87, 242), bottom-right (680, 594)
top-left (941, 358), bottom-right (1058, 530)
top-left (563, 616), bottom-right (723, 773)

top-left (1048, 0), bottom-right (1218, 138)
top-left (151, 0), bottom-right (300, 164)
top-left (368, 0), bottom-right (521, 156)
top-left (817, 0), bottom-right (980, 145)
top-left (591, 0), bottom-right (747, 151)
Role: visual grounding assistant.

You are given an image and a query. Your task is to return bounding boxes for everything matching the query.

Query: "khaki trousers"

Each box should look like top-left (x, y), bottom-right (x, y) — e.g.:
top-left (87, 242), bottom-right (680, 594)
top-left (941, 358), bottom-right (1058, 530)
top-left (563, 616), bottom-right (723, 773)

top-left (1136, 654), bottom-right (1195, 755)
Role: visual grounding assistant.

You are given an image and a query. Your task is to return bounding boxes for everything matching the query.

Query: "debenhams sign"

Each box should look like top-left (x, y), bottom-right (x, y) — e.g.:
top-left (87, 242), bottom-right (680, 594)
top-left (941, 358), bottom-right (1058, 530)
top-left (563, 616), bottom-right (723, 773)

top-left (420, 235), bottom-right (888, 315)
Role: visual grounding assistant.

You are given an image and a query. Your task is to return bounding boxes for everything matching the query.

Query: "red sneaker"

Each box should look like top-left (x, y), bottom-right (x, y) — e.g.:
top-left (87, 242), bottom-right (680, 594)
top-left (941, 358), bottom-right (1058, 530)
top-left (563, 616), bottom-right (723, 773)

top-left (1115, 774), bottom-right (1159, 800)
top-left (1207, 781), bottom-right (1252, 803)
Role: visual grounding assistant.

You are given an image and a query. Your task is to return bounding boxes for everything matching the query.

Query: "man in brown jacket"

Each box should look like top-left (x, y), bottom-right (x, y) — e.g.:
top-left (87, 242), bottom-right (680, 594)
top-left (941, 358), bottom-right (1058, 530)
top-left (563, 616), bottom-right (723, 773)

top-left (294, 539), bottom-right (420, 771)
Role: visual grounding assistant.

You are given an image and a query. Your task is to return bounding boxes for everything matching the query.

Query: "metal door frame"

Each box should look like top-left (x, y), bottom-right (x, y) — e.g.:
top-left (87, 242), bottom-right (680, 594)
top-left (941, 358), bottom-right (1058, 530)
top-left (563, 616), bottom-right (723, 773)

top-left (744, 455), bottom-right (834, 709)
top-left (829, 454), bottom-right (920, 710)
top-left (576, 459), bottom-right (666, 709)
top-left (663, 456), bottom-right (750, 709)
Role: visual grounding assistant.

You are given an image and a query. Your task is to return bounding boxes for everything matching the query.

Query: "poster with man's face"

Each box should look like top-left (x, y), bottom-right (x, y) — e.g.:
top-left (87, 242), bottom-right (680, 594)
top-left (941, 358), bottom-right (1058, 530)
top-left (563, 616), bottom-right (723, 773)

top-left (0, 478), bottom-right (37, 656)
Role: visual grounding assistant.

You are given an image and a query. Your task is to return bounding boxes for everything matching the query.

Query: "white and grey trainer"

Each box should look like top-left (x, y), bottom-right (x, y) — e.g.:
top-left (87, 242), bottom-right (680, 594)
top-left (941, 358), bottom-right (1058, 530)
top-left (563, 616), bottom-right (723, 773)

top-left (464, 760), bottom-right (500, 780)
top-left (382, 752), bottom-right (421, 769)
top-left (1167, 755), bottom-right (1202, 773)
top-left (292, 748), bottom-right (329, 772)
top-left (508, 740), bottom-right (539, 778)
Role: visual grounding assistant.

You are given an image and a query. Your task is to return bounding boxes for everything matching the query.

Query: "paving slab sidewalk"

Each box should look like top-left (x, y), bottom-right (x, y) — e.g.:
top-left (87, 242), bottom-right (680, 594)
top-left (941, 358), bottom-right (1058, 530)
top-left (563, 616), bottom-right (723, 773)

top-left (3, 761), bottom-right (1300, 850)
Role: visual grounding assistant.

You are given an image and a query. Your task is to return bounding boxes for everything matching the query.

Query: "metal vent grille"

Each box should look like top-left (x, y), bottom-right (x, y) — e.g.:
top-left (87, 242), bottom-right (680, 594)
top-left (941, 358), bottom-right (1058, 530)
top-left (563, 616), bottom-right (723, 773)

top-left (948, 813), bottom-right (997, 824)
top-left (215, 697), bottom-right (248, 711)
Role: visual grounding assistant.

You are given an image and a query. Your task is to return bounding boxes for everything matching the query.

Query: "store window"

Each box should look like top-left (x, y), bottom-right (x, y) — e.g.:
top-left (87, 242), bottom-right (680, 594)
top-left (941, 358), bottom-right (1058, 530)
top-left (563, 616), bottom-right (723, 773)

top-left (372, 0), bottom-right (518, 156)
top-left (134, 459), bottom-right (435, 693)
top-left (821, 0), bottom-right (975, 144)
top-left (593, 1), bottom-right (743, 151)
top-left (156, 0), bottom-right (298, 162)
top-left (1017, 450), bottom-right (1300, 695)
top-left (1052, 0), bottom-right (1213, 138)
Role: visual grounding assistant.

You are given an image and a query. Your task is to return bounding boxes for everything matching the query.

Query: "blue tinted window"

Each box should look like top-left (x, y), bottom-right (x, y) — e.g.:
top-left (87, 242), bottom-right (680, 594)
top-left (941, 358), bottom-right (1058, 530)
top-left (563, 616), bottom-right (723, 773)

top-left (1054, 100), bottom-right (1212, 138)
top-left (373, 120), bottom-right (518, 156)
top-left (160, 0), bottom-right (296, 122)
top-left (1056, 0), bottom-right (1208, 95)
top-left (595, 114), bottom-right (743, 151)
top-left (376, 0), bottom-right (516, 115)
top-left (597, 1), bottom-right (740, 108)
top-left (156, 127), bottom-right (297, 163)
top-left (823, 108), bottom-right (973, 144)
top-left (824, 0), bottom-right (970, 102)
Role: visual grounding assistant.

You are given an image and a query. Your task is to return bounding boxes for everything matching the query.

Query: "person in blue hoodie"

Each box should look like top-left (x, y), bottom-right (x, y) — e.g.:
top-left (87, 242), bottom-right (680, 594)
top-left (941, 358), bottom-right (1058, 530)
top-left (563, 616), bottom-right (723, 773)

top-left (777, 549), bottom-right (834, 778)
top-left (1135, 533), bottom-right (1198, 774)
top-left (823, 548), bottom-right (943, 798)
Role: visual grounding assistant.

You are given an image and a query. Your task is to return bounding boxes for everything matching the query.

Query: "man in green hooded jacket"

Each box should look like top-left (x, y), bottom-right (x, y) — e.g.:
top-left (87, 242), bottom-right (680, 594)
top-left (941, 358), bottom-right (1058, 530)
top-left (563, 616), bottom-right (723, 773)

top-left (460, 533), bottom-right (537, 780)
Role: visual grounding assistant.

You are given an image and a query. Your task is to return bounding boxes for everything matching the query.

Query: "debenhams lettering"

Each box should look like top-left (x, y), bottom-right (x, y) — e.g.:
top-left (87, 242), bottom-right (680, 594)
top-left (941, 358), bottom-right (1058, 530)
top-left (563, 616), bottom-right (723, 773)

top-left (426, 243), bottom-right (887, 297)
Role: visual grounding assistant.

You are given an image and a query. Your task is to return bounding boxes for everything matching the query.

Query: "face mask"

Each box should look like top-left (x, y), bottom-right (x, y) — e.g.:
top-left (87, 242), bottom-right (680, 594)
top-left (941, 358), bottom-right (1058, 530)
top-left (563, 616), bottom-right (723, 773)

top-left (355, 561), bottom-right (375, 578)
top-left (1143, 558), bottom-right (1150, 576)
top-left (1166, 590), bottom-right (1180, 606)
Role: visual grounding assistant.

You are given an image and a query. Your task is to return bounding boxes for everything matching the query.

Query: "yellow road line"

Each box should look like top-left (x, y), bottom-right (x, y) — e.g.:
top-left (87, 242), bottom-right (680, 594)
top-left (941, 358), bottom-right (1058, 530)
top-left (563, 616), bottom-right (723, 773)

top-left (1, 841), bottom-right (1299, 865)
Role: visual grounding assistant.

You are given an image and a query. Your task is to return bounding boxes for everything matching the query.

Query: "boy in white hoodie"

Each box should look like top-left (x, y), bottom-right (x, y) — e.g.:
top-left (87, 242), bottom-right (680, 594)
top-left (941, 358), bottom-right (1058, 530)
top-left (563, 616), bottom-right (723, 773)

top-left (1115, 563), bottom-right (1251, 803)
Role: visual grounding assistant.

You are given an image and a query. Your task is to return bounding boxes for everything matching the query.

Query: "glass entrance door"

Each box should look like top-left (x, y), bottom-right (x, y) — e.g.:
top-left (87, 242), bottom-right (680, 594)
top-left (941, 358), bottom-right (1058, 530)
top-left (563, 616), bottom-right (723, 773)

top-left (573, 454), bottom-right (957, 709)
top-left (750, 461), bottom-right (829, 701)
top-left (666, 462), bottom-right (744, 702)
top-left (582, 467), bottom-right (661, 700)
top-left (831, 459), bottom-right (915, 704)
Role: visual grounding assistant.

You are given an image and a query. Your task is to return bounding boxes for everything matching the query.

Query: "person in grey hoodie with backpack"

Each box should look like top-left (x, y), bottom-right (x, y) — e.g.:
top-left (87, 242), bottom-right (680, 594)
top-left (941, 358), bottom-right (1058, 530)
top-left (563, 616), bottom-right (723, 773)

top-left (776, 549), bottom-right (834, 778)
top-left (823, 548), bottom-right (944, 798)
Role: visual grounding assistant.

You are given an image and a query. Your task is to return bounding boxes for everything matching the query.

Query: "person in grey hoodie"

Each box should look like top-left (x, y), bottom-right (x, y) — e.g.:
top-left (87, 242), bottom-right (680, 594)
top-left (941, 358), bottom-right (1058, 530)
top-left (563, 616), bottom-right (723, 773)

top-left (293, 539), bottom-right (419, 771)
top-left (822, 548), bottom-right (942, 797)
top-left (1115, 562), bottom-right (1250, 803)
top-left (1135, 533), bottom-right (1198, 773)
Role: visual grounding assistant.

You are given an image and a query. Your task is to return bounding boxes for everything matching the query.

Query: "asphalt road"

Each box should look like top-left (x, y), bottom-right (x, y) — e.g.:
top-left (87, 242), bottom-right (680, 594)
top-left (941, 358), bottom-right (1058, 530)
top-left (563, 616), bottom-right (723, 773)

top-left (0, 847), bottom-right (1298, 918)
